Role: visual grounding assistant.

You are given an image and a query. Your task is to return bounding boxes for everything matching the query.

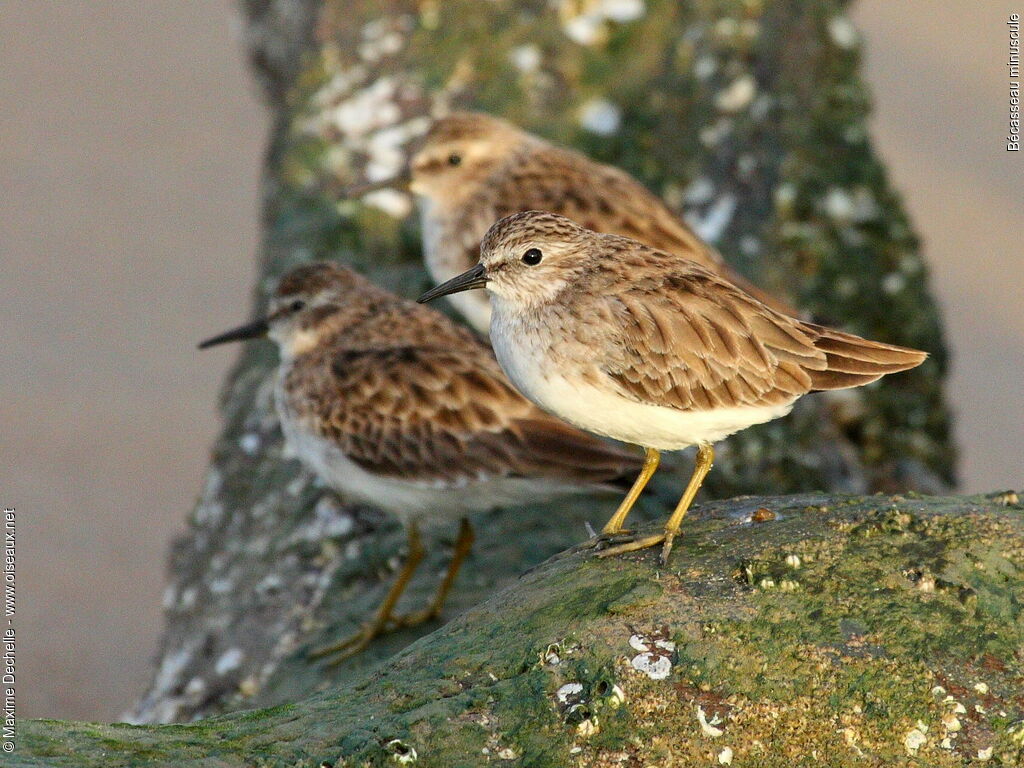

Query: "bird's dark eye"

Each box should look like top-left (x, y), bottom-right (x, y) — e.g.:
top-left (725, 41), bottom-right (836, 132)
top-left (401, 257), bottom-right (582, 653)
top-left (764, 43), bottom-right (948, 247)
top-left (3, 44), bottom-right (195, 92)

top-left (522, 248), bottom-right (543, 266)
top-left (289, 300), bottom-right (306, 312)
top-left (447, 153), bottom-right (462, 166)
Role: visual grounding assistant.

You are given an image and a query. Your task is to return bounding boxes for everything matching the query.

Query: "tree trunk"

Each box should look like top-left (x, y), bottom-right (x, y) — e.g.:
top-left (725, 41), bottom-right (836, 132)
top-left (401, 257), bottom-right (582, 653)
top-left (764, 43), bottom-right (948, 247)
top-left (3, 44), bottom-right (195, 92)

top-left (123, 0), bottom-right (955, 726)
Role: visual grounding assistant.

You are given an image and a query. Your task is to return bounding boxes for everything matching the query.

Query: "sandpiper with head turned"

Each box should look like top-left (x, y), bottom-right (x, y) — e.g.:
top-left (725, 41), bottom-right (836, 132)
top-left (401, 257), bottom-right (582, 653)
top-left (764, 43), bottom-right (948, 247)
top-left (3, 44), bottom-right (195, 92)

top-left (199, 261), bottom-right (640, 661)
top-left (419, 211), bottom-right (928, 564)
top-left (398, 111), bottom-right (791, 333)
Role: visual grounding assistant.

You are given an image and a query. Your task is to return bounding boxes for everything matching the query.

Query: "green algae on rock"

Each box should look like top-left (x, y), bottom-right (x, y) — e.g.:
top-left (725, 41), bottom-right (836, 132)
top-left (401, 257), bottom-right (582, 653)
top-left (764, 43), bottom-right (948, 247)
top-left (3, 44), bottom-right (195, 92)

top-left (16, 493), bottom-right (1024, 767)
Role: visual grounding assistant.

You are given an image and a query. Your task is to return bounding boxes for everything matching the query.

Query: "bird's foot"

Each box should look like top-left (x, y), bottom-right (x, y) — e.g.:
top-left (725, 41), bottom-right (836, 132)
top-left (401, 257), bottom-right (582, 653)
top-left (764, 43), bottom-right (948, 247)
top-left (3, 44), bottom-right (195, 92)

top-left (577, 530), bottom-right (637, 552)
top-left (594, 530), bottom-right (679, 565)
top-left (308, 620), bottom-right (384, 666)
top-left (308, 608), bottom-right (441, 666)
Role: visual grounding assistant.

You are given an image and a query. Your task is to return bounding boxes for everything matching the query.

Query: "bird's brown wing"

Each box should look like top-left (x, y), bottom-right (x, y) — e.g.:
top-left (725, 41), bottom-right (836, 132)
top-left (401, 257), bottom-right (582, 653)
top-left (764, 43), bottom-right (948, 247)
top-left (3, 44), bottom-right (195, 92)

top-left (318, 344), bottom-right (639, 486)
top-left (593, 263), bottom-right (926, 412)
top-left (477, 146), bottom-right (796, 315)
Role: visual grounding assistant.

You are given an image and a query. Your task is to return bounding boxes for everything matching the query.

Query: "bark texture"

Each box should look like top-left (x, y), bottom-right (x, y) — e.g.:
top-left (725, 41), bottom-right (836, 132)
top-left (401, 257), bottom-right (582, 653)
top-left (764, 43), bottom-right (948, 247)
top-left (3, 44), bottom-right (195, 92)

top-left (18, 493), bottom-right (1024, 767)
top-left (122, 0), bottom-right (956, 727)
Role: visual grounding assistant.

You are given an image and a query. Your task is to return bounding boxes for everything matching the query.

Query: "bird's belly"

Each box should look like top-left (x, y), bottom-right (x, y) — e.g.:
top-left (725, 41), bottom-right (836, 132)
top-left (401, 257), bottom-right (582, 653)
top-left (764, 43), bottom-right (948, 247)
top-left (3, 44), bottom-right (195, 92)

top-left (491, 322), bottom-right (793, 450)
top-left (279, 419), bottom-right (459, 526)
top-left (279, 411), bottom-right (588, 527)
top-left (533, 378), bottom-right (793, 449)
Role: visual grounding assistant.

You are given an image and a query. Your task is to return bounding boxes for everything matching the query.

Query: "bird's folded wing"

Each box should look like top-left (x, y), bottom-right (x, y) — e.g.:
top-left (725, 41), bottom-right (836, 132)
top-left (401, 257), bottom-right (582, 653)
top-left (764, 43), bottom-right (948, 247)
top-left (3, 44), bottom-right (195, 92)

top-left (597, 267), bottom-right (925, 412)
top-left (324, 345), bottom-right (638, 487)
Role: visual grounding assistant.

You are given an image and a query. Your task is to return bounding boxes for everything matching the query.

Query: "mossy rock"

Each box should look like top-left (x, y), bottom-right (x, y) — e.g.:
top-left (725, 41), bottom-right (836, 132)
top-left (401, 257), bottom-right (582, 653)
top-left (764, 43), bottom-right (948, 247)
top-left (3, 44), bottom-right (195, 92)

top-left (18, 492), bottom-right (1024, 766)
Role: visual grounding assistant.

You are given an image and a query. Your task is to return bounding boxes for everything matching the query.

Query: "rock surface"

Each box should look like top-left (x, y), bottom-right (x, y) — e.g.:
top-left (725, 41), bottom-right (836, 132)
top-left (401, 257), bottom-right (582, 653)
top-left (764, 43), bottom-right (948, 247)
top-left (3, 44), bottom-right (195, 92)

top-left (17, 492), bottom-right (1024, 766)
top-left (125, 0), bottom-right (957, 725)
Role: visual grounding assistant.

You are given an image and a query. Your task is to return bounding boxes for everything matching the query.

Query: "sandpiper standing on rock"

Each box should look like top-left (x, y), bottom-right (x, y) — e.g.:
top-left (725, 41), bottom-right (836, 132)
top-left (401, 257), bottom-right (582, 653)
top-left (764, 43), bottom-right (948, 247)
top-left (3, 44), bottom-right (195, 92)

top-left (199, 261), bottom-right (640, 661)
top-left (419, 212), bottom-right (927, 563)
top-left (401, 111), bottom-right (792, 334)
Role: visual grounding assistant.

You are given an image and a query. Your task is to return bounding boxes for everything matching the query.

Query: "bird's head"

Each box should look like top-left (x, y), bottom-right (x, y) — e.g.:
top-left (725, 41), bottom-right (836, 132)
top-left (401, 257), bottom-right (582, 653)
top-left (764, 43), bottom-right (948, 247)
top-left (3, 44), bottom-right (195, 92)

top-left (418, 211), bottom-right (593, 310)
top-left (408, 112), bottom-right (528, 202)
top-left (198, 262), bottom-right (361, 358)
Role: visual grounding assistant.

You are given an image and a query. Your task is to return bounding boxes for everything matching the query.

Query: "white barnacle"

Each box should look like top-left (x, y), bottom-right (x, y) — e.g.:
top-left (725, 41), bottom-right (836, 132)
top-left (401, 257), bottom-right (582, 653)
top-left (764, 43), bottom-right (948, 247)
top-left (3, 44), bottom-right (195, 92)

top-left (151, 644), bottom-right (195, 696)
top-left (881, 273), bottom-right (905, 295)
top-left (541, 642), bottom-right (562, 666)
top-left (684, 176), bottom-right (715, 205)
top-left (607, 683), bottom-right (626, 707)
top-left (178, 586), bottom-right (197, 609)
top-left (386, 740), bottom-right (418, 764)
top-left (162, 585), bottom-right (178, 610)
top-left (563, 14), bottom-right (605, 45)
top-left (903, 723), bottom-right (928, 756)
top-left (363, 189), bottom-right (413, 219)
top-left (689, 193), bottom-right (737, 243)
top-left (509, 44), bottom-right (542, 73)
top-left (628, 633), bottom-right (651, 652)
top-left (556, 682), bottom-right (585, 705)
top-left (631, 652), bottom-right (672, 680)
top-left (693, 55), bottom-right (717, 80)
top-left (576, 716), bottom-right (600, 737)
top-left (718, 746), bottom-right (733, 764)
top-left (715, 75), bottom-right (756, 113)
top-left (698, 117), bottom-right (733, 147)
top-left (714, 18), bottom-right (739, 38)
top-left (579, 98), bottom-right (622, 135)
top-left (828, 16), bottom-right (859, 49)
top-left (941, 712), bottom-right (961, 733)
top-left (823, 187), bottom-right (855, 224)
top-left (697, 705), bottom-right (724, 738)
top-left (602, 0), bottom-right (646, 23)
top-left (1011, 721), bottom-right (1024, 744)
top-left (214, 647), bottom-right (244, 676)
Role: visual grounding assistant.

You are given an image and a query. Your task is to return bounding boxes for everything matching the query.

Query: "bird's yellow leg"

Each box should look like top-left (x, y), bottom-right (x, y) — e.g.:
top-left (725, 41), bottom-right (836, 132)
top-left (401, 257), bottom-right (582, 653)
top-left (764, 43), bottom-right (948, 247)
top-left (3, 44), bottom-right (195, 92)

top-left (597, 445), bottom-right (714, 562)
top-left (659, 444), bottom-right (714, 564)
top-left (310, 522), bottom-right (425, 665)
top-left (390, 518), bottom-right (474, 628)
top-left (601, 447), bottom-right (661, 535)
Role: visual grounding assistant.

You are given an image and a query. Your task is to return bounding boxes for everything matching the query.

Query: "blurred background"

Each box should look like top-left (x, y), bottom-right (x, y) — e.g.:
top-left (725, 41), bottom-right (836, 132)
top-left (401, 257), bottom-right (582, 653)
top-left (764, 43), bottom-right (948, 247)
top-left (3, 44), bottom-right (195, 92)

top-left (1, 1), bottom-right (1020, 721)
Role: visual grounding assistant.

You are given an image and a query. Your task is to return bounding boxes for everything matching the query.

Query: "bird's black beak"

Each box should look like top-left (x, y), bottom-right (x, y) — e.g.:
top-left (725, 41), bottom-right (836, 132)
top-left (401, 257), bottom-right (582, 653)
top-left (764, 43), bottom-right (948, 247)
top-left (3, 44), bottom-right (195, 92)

top-left (417, 263), bottom-right (489, 303)
top-left (197, 317), bottom-right (270, 349)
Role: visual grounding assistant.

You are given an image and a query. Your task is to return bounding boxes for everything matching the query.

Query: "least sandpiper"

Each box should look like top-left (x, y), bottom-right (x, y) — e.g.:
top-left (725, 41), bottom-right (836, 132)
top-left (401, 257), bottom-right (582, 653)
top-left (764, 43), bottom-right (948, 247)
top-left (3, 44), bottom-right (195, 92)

top-left (419, 212), bottom-right (927, 563)
top-left (403, 111), bottom-right (790, 333)
top-left (199, 261), bottom-right (640, 660)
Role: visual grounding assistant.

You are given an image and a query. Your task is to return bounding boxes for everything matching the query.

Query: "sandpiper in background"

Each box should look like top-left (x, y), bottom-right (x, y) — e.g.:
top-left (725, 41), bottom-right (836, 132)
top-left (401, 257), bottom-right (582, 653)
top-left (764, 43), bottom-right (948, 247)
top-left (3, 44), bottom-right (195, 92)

top-left (2, 0), bottom-right (1021, 721)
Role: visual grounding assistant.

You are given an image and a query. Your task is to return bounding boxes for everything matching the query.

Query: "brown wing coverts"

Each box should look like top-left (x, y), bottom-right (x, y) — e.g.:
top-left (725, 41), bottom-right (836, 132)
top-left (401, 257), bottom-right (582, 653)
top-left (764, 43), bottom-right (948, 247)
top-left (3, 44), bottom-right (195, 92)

top-left (311, 344), bottom-right (638, 486)
top-left (600, 266), bottom-right (926, 412)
